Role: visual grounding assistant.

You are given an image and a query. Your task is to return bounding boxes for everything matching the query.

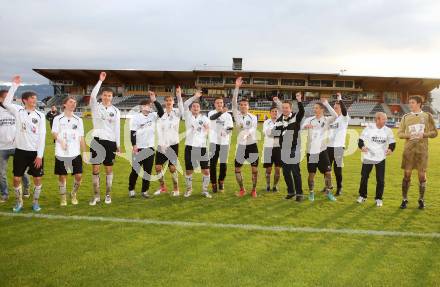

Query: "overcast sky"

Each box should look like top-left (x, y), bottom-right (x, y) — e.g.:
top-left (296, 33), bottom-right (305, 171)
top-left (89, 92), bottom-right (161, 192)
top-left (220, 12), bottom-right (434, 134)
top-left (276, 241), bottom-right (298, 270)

top-left (1, 0), bottom-right (440, 106)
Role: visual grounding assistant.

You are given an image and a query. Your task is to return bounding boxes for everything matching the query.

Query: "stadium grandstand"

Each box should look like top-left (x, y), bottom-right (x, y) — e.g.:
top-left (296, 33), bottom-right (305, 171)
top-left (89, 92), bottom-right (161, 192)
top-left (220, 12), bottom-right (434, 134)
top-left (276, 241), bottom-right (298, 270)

top-left (33, 58), bottom-right (440, 124)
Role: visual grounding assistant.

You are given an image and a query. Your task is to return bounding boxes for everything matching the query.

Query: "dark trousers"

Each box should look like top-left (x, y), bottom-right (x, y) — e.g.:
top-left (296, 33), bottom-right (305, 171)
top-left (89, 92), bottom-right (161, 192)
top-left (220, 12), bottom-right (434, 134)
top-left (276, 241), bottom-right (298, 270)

top-left (282, 163), bottom-right (302, 195)
top-left (327, 146), bottom-right (343, 189)
top-left (358, 160), bottom-right (385, 200)
top-left (129, 148), bottom-right (155, 193)
top-left (209, 143), bottom-right (229, 184)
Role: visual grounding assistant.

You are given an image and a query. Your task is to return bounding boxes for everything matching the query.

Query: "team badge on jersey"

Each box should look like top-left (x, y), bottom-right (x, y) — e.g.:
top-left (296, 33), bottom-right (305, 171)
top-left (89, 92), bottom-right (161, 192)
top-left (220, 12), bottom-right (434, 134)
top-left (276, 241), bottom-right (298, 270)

top-left (32, 118), bottom-right (38, 124)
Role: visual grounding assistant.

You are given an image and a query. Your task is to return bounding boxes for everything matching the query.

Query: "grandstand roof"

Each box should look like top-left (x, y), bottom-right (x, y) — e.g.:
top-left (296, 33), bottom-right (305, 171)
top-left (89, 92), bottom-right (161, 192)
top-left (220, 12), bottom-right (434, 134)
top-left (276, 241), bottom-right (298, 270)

top-left (33, 68), bottom-right (440, 92)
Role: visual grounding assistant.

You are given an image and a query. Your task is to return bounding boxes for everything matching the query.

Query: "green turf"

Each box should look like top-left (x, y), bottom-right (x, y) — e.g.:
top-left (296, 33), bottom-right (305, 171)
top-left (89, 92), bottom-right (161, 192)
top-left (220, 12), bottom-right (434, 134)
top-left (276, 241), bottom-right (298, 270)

top-left (0, 119), bottom-right (439, 287)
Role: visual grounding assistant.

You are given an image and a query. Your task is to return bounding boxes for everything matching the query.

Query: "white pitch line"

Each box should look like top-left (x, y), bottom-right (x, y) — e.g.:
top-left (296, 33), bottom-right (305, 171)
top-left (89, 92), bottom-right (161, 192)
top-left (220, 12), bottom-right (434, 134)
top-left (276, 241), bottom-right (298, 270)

top-left (0, 211), bottom-right (439, 238)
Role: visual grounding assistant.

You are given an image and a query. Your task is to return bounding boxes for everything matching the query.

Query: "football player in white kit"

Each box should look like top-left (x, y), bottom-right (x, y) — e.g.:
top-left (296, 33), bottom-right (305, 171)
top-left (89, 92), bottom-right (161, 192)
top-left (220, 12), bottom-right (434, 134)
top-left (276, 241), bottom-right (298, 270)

top-left (128, 91), bottom-right (164, 198)
top-left (182, 91), bottom-right (211, 198)
top-left (88, 72), bottom-right (121, 205)
top-left (326, 93), bottom-right (349, 196)
top-left (154, 86), bottom-right (184, 196)
top-left (3, 77), bottom-right (46, 212)
top-left (52, 96), bottom-right (86, 206)
top-left (207, 97), bottom-right (233, 193)
top-left (232, 77), bottom-right (259, 198)
top-left (262, 98), bottom-right (282, 192)
top-left (0, 76), bottom-right (30, 203)
top-left (357, 112), bottom-right (395, 207)
top-left (302, 98), bottom-right (338, 202)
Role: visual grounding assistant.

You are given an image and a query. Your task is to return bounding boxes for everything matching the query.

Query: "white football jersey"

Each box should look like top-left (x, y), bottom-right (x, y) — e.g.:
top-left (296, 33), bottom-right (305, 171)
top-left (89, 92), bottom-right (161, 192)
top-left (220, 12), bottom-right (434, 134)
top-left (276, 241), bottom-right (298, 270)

top-left (263, 118), bottom-right (279, 148)
top-left (328, 114), bottom-right (350, 148)
top-left (360, 124), bottom-right (395, 163)
top-left (52, 113), bottom-right (84, 157)
top-left (130, 112), bottom-right (159, 148)
top-left (208, 110), bottom-right (233, 145)
top-left (90, 81), bottom-right (121, 147)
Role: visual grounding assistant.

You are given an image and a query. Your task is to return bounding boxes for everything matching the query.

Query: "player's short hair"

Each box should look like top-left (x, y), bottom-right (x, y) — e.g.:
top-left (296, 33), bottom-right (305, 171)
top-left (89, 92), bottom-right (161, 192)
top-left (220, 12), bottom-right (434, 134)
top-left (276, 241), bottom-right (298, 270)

top-left (282, 100), bottom-right (292, 108)
top-left (139, 99), bottom-right (151, 106)
top-left (239, 97), bottom-right (249, 103)
top-left (314, 102), bottom-right (325, 109)
top-left (62, 96), bottom-right (77, 110)
top-left (101, 87), bottom-right (114, 96)
top-left (63, 95), bottom-right (77, 105)
top-left (190, 100), bottom-right (201, 108)
top-left (21, 91), bottom-right (37, 101)
top-left (375, 112), bottom-right (387, 120)
top-left (409, 95), bottom-right (423, 106)
top-left (270, 104), bottom-right (278, 111)
top-left (214, 96), bottom-right (224, 103)
top-left (0, 90), bottom-right (8, 98)
top-left (164, 95), bottom-right (174, 101)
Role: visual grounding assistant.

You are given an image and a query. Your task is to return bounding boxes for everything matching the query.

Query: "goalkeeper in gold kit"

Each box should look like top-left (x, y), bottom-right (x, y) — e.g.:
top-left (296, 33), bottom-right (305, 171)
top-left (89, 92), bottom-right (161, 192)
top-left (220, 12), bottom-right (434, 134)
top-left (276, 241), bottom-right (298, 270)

top-left (398, 95), bottom-right (438, 209)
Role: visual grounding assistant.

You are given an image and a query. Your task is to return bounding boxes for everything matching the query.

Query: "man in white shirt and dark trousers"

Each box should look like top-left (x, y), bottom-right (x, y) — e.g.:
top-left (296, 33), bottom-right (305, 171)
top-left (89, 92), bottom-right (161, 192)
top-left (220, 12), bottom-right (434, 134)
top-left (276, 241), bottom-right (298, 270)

top-left (357, 112), bottom-right (395, 207)
top-left (52, 96), bottom-right (86, 206)
top-left (272, 92), bottom-right (304, 200)
top-left (0, 77), bottom-right (30, 203)
top-left (154, 87), bottom-right (184, 196)
top-left (183, 91), bottom-right (211, 198)
top-left (302, 99), bottom-right (338, 202)
top-left (232, 77), bottom-right (259, 198)
top-left (326, 93), bottom-right (349, 196)
top-left (208, 97), bottom-right (233, 193)
top-left (128, 91), bottom-right (164, 198)
top-left (262, 98), bottom-right (282, 192)
top-left (88, 72), bottom-right (121, 206)
top-left (3, 77), bottom-right (46, 212)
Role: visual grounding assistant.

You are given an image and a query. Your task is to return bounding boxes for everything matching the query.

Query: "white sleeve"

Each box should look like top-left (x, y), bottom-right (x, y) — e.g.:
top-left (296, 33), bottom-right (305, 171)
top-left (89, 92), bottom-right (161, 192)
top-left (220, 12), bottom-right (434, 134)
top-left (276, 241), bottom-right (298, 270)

top-left (90, 80), bottom-right (102, 111)
top-left (274, 98), bottom-right (282, 116)
top-left (360, 128), bottom-right (368, 142)
top-left (51, 117), bottom-right (59, 134)
top-left (324, 101), bottom-right (338, 117)
top-left (129, 115), bottom-right (138, 131)
top-left (3, 83), bottom-right (19, 117)
top-left (183, 96), bottom-right (197, 121)
top-left (387, 128), bottom-right (396, 144)
top-left (177, 95), bottom-right (184, 118)
top-left (301, 117), bottom-right (311, 130)
top-left (184, 95), bottom-right (196, 111)
top-left (226, 113), bottom-right (234, 129)
top-left (37, 114), bottom-right (46, 158)
top-left (79, 119), bottom-right (85, 137)
top-left (263, 121), bottom-right (272, 137)
top-left (115, 110), bottom-right (121, 148)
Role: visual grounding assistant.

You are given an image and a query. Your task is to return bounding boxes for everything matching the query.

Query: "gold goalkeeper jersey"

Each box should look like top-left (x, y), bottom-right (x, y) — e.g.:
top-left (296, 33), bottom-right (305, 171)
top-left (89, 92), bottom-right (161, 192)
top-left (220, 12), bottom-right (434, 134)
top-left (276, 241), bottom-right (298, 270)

top-left (398, 111), bottom-right (438, 154)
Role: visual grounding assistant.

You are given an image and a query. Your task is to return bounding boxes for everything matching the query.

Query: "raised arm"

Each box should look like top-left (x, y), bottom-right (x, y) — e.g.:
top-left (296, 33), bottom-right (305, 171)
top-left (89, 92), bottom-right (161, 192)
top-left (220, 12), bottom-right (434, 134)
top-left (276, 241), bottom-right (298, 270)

top-left (323, 98), bottom-right (338, 118)
top-left (273, 96), bottom-right (282, 116)
top-left (184, 91), bottom-right (201, 111)
top-left (295, 92), bottom-right (305, 122)
top-left (336, 93), bottom-right (348, 116)
top-left (149, 91), bottom-right (164, 117)
top-left (90, 72), bottom-right (106, 108)
top-left (3, 76), bottom-right (21, 112)
top-left (175, 86), bottom-right (184, 117)
top-left (232, 77), bottom-right (243, 126)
